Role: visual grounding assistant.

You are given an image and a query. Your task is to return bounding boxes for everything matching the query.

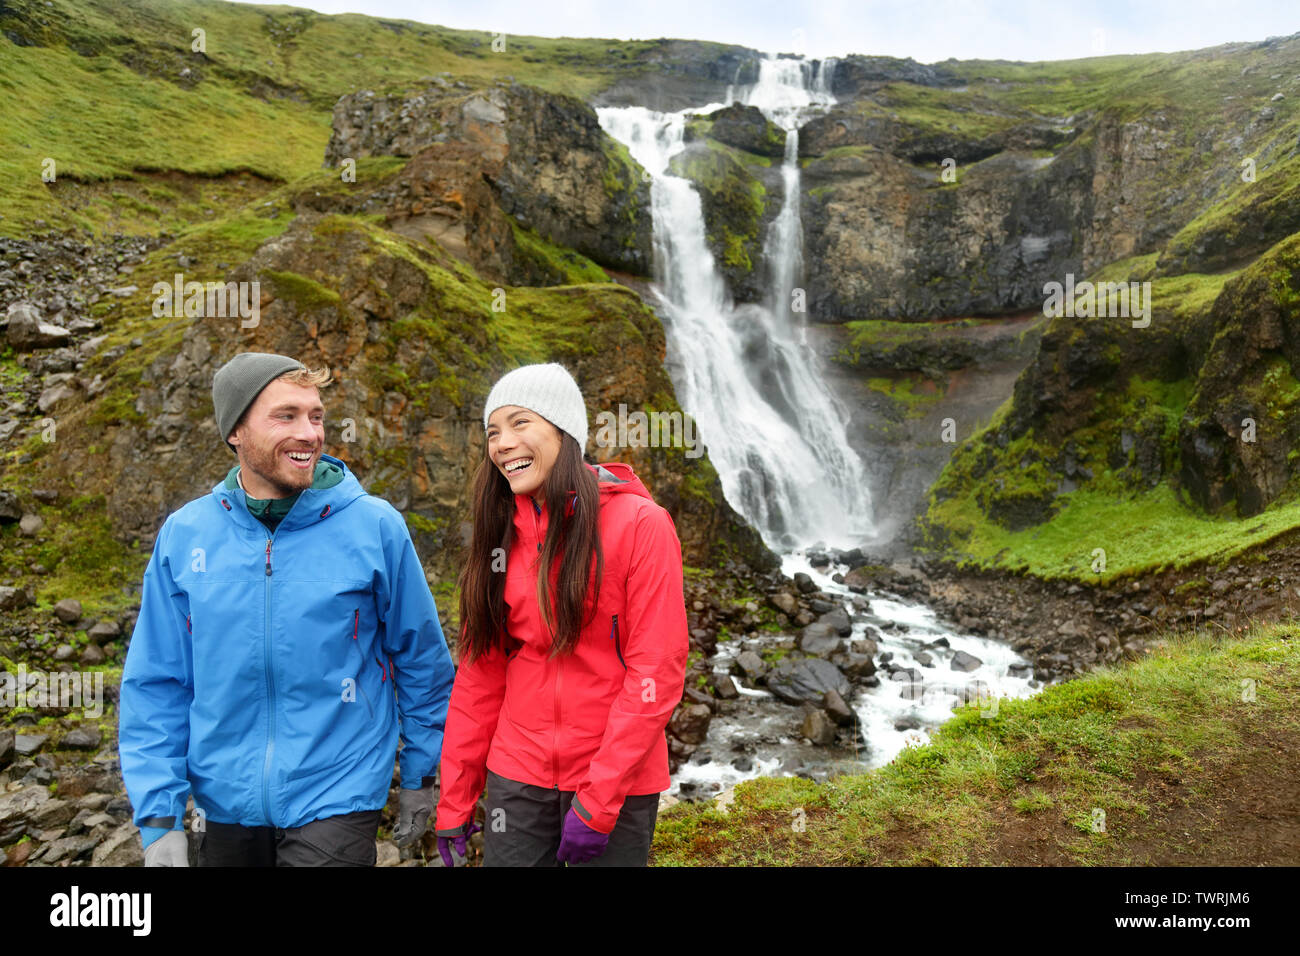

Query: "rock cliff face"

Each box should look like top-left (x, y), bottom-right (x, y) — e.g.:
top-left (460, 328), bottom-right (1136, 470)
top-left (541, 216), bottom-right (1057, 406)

top-left (326, 79), bottom-right (652, 278)
top-left (825, 55), bottom-right (962, 97)
top-left (590, 40), bottom-right (762, 111)
top-left (817, 316), bottom-right (1043, 547)
top-left (909, 35), bottom-right (1300, 547)
top-left (795, 103), bottom-right (1247, 323)
top-left (917, 235), bottom-right (1300, 554)
top-left (1178, 235), bottom-right (1300, 516)
top-left (667, 106), bottom-right (786, 303)
top-left (800, 144), bottom-right (1090, 321)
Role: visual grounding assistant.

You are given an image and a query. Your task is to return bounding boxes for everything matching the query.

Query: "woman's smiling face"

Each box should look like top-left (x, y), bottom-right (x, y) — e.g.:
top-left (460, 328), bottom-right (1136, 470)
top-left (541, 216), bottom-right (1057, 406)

top-left (486, 404), bottom-right (563, 500)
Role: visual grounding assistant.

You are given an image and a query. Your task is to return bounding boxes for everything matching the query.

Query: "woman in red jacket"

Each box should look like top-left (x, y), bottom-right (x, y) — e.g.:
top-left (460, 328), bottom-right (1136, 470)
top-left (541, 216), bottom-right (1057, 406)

top-left (434, 363), bottom-right (689, 867)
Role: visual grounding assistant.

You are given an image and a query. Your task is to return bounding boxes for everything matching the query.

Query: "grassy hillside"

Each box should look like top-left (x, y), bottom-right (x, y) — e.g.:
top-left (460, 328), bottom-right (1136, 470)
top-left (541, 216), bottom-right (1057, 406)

top-left (914, 29), bottom-right (1300, 580)
top-left (918, 231), bottom-right (1300, 582)
top-left (651, 619), bottom-right (1299, 865)
top-left (0, 0), bottom-right (725, 235)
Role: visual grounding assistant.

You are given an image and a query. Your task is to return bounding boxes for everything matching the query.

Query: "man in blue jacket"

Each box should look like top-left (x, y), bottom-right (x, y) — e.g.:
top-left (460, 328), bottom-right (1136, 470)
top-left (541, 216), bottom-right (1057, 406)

top-left (119, 351), bottom-right (455, 866)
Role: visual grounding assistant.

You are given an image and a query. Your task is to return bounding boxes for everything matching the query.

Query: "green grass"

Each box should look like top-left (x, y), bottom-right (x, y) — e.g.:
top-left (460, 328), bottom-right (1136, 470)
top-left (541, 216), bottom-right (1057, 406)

top-left (873, 82), bottom-right (1023, 140)
top-left (667, 140), bottom-right (766, 274)
top-left (0, 0), bottom-right (727, 237)
top-left (837, 317), bottom-right (992, 364)
top-left (20, 496), bottom-right (143, 614)
top-left (916, 361), bottom-right (1300, 582)
top-left (865, 374), bottom-right (946, 420)
top-left (927, 481), bottom-right (1300, 582)
top-left (1086, 252), bottom-right (1160, 284)
top-left (800, 143), bottom-right (879, 167)
top-left (651, 620), bottom-right (1299, 865)
top-left (508, 220), bottom-right (610, 284)
top-left (262, 268), bottom-right (344, 310)
top-left (0, 38), bottom-right (327, 235)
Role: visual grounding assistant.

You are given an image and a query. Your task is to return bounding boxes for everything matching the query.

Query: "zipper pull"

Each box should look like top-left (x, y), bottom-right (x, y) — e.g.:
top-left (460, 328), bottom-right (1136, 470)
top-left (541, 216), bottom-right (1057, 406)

top-left (265, 539), bottom-right (273, 576)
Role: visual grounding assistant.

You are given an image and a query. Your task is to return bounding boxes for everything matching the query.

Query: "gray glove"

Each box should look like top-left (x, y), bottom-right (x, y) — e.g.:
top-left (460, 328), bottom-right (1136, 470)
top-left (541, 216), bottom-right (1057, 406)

top-left (391, 780), bottom-right (435, 848)
top-left (143, 830), bottom-right (189, 867)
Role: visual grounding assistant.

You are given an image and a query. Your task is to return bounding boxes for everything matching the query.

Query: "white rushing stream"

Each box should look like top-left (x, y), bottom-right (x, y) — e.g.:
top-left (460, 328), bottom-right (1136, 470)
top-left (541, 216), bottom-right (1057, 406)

top-left (597, 57), bottom-right (1038, 799)
top-left (669, 552), bottom-right (1037, 798)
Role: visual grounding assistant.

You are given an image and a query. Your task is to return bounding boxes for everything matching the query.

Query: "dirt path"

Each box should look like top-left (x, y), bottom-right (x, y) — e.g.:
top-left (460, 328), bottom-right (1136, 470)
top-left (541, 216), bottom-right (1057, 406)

top-left (983, 704), bottom-right (1300, 866)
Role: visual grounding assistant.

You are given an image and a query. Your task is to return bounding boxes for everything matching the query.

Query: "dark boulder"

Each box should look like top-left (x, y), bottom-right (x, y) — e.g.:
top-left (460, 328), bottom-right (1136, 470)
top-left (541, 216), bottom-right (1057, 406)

top-left (707, 102), bottom-right (787, 157)
top-left (764, 657), bottom-right (851, 705)
top-left (798, 621), bottom-right (843, 657)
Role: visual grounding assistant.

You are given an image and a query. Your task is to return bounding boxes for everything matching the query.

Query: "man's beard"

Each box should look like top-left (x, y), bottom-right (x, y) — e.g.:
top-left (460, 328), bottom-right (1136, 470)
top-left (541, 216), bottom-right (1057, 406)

top-left (241, 437), bottom-right (316, 497)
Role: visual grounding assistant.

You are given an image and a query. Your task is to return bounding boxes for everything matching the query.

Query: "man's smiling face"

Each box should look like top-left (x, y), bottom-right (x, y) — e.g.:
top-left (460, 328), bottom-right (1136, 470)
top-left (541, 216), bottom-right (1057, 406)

top-left (228, 378), bottom-right (325, 499)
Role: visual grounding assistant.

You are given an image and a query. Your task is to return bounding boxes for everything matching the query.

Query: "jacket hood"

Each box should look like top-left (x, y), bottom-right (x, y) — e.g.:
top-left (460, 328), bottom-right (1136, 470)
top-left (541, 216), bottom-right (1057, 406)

top-left (211, 452), bottom-right (369, 533)
top-left (513, 460), bottom-right (653, 519)
top-left (514, 460), bottom-right (655, 512)
top-left (590, 461), bottom-right (653, 501)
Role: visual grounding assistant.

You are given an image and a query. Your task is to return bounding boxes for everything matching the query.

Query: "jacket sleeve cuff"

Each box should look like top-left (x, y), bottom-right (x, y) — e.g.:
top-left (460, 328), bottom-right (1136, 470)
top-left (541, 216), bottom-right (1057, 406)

top-left (570, 794), bottom-right (617, 835)
top-left (139, 824), bottom-right (182, 850)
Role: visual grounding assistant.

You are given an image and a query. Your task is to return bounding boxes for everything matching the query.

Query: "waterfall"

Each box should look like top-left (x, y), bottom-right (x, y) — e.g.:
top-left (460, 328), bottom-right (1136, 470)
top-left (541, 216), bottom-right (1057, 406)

top-left (599, 59), bottom-right (1040, 800)
top-left (597, 55), bottom-right (873, 550)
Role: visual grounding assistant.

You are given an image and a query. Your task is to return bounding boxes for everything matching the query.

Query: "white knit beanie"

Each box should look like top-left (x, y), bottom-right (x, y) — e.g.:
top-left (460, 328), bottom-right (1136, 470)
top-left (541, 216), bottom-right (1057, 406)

top-left (483, 363), bottom-right (588, 450)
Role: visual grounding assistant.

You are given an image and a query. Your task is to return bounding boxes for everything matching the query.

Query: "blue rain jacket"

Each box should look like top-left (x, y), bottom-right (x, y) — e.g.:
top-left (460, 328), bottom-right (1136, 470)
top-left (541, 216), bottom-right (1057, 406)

top-left (118, 453), bottom-right (454, 832)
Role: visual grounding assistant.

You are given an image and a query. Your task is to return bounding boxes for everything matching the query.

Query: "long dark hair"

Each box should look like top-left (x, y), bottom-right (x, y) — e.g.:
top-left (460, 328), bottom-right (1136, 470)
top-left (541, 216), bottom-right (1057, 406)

top-left (458, 429), bottom-right (603, 664)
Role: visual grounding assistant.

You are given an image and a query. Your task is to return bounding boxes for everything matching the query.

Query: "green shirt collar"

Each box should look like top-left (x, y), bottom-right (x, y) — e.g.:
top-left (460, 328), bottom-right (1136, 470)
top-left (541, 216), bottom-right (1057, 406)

top-left (223, 458), bottom-right (346, 515)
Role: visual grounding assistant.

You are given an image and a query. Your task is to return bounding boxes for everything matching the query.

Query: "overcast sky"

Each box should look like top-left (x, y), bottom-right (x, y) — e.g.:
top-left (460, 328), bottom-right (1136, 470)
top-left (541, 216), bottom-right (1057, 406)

top-left (233, 0), bottom-right (1298, 62)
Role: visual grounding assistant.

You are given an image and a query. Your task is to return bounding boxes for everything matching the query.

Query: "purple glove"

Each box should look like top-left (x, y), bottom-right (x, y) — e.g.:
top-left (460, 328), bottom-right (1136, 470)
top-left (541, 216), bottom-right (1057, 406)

top-left (556, 807), bottom-right (610, 864)
top-left (437, 822), bottom-right (482, 867)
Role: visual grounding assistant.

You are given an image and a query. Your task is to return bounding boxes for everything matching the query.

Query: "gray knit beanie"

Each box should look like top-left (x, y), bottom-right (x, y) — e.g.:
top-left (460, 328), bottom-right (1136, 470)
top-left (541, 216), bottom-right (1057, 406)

top-left (483, 363), bottom-right (588, 450)
top-left (212, 352), bottom-right (306, 453)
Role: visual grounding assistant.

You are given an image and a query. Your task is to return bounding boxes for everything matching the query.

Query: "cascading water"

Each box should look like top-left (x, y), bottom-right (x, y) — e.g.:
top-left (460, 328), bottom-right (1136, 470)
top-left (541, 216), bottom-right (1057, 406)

top-left (600, 57), bottom-right (1038, 800)
top-left (598, 55), bottom-right (872, 551)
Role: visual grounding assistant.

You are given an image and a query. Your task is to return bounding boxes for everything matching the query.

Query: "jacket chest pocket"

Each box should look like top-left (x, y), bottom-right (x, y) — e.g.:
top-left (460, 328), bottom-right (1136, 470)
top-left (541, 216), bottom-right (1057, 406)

top-left (610, 614), bottom-right (625, 669)
top-left (345, 606), bottom-right (391, 720)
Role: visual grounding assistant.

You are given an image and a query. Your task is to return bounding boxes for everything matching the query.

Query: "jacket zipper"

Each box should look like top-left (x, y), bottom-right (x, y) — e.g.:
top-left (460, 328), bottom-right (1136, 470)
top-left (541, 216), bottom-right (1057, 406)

top-left (552, 655), bottom-right (563, 788)
top-left (261, 534), bottom-right (276, 825)
top-left (257, 495), bottom-right (305, 827)
top-left (537, 499), bottom-right (554, 785)
top-left (228, 481), bottom-right (312, 828)
top-left (351, 607), bottom-right (375, 719)
top-left (611, 614), bottom-right (625, 669)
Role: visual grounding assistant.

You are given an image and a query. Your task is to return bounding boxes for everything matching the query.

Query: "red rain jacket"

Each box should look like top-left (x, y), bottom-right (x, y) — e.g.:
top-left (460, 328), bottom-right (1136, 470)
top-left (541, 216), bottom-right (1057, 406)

top-left (435, 462), bottom-right (689, 835)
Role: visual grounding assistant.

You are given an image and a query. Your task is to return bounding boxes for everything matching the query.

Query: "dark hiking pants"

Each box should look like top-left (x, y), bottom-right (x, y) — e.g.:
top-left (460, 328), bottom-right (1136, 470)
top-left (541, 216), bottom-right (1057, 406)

top-left (196, 809), bottom-right (381, 867)
top-left (482, 769), bottom-right (659, 867)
